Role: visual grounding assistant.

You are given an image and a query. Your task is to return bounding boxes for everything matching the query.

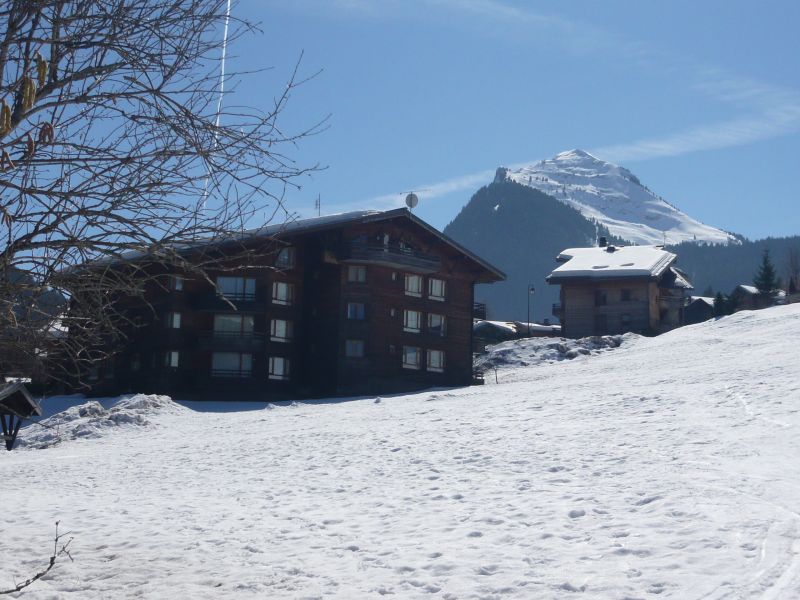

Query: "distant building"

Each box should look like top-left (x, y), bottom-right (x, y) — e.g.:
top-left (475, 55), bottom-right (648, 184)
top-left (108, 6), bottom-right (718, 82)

top-left (730, 284), bottom-right (786, 312)
top-left (76, 209), bottom-right (504, 399)
top-left (684, 296), bottom-right (715, 325)
top-left (546, 240), bottom-right (692, 338)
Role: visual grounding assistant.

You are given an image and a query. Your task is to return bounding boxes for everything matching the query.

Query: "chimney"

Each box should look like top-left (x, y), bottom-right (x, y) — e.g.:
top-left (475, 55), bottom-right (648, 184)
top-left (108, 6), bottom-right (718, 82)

top-left (598, 236), bottom-right (608, 248)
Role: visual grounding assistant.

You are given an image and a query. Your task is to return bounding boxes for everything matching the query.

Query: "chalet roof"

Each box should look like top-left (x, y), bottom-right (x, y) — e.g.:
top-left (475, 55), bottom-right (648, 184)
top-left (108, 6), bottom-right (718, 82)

top-left (0, 381), bottom-right (42, 419)
top-left (689, 296), bottom-right (715, 307)
top-left (93, 208), bottom-right (505, 283)
top-left (247, 208), bottom-right (505, 282)
top-left (547, 245), bottom-right (676, 283)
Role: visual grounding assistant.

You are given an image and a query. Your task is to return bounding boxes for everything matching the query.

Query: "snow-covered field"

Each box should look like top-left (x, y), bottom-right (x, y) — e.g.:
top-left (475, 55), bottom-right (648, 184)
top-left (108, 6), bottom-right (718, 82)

top-left (3, 305), bottom-right (800, 599)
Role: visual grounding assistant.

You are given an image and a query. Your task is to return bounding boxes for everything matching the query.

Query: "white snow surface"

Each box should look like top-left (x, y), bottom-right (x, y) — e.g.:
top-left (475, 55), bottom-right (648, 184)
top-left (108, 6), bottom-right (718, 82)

top-left (3, 304), bottom-right (800, 598)
top-left (506, 150), bottom-right (737, 246)
top-left (14, 394), bottom-right (179, 449)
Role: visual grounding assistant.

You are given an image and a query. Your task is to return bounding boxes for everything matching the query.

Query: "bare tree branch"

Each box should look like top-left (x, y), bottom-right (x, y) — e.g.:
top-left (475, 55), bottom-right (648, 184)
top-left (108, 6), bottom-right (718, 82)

top-left (0, 0), bottom-right (325, 387)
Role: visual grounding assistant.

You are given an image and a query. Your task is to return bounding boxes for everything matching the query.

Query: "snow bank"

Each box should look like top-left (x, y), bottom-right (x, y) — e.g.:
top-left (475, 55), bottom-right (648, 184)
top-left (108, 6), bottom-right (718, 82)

top-left (475, 333), bottom-right (632, 372)
top-left (16, 394), bottom-right (181, 449)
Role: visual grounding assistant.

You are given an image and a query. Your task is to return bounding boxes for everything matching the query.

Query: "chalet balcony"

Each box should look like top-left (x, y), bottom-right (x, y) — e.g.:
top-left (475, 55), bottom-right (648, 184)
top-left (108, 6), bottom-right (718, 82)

top-left (198, 331), bottom-right (265, 352)
top-left (193, 292), bottom-right (265, 312)
top-left (340, 242), bottom-right (441, 274)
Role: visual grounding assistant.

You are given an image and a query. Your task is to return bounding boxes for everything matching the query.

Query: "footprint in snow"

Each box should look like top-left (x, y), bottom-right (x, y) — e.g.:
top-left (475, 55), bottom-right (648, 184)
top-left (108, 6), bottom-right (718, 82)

top-left (568, 509), bottom-right (586, 519)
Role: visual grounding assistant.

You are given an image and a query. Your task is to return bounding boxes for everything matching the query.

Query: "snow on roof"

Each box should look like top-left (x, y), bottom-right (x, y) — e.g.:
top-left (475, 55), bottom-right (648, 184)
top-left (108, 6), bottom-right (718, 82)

top-left (547, 245), bottom-right (676, 281)
top-left (737, 284), bottom-right (759, 295)
top-left (689, 296), bottom-right (715, 307)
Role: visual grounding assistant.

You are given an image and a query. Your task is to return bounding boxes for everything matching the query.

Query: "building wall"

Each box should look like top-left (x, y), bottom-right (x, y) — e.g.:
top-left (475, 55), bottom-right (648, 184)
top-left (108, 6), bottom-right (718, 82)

top-left (86, 215), bottom-right (494, 399)
top-left (561, 280), bottom-right (652, 338)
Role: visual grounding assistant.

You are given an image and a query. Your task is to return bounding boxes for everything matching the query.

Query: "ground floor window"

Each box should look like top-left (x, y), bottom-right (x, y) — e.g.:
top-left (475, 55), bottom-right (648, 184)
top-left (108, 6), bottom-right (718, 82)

top-left (427, 349), bottom-right (445, 372)
top-left (212, 352), bottom-right (252, 378)
top-left (269, 356), bottom-right (291, 380)
top-left (402, 346), bottom-right (421, 370)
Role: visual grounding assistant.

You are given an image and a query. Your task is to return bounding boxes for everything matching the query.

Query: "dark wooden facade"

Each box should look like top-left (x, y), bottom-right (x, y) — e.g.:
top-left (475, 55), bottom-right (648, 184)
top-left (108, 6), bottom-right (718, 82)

top-left (85, 209), bottom-right (504, 399)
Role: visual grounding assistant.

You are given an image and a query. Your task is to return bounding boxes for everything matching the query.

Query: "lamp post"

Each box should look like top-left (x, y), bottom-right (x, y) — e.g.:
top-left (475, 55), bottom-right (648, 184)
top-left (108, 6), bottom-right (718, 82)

top-left (527, 284), bottom-right (535, 336)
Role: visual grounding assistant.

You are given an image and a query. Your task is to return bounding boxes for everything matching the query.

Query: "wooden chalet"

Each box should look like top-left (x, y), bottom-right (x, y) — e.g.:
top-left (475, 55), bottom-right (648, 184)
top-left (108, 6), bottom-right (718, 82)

top-left (546, 239), bottom-right (692, 338)
top-left (83, 209), bottom-right (504, 399)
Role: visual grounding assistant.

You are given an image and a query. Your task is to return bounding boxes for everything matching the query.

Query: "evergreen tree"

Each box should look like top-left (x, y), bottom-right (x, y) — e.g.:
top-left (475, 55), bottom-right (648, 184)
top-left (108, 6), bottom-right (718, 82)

top-left (753, 249), bottom-right (778, 293)
top-left (713, 292), bottom-right (727, 317)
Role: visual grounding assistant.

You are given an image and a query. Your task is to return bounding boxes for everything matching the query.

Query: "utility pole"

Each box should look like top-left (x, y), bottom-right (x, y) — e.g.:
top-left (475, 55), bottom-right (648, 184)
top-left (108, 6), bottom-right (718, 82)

top-left (527, 284), bottom-right (535, 336)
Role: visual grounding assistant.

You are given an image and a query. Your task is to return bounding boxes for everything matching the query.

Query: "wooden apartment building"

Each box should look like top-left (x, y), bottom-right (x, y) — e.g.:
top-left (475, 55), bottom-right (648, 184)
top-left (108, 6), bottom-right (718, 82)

top-left (86, 209), bottom-right (504, 399)
top-left (546, 239), bottom-right (692, 338)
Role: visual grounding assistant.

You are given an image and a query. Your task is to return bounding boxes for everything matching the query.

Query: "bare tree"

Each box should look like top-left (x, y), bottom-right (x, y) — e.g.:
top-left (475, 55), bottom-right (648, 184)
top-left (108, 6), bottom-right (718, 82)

top-left (0, 522), bottom-right (73, 595)
top-left (0, 1), bottom-right (323, 386)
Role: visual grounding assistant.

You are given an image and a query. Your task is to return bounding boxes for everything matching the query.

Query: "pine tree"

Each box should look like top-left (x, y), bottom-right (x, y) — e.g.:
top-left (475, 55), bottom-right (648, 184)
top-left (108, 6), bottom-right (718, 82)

top-left (713, 292), bottom-right (727, 317)
top-left (753, 249), bottom-right (778, 294)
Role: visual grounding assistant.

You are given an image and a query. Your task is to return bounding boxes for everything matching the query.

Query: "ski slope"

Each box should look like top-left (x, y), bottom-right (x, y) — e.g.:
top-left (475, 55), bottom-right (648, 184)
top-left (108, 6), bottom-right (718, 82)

top-left (2, 304), bottom-right (800, 598)
top-left (506, 150), bottom-right (737, 246)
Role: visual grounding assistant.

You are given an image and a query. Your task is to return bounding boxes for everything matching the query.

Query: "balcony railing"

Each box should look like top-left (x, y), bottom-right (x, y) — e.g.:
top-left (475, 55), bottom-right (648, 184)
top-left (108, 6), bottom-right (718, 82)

top-left (193, 292), bottom-right (263, 311)
top-left (341, 243), bottom-right (441, 274)
top-left (211, 368), bottom-right (253, 379)
top-left (198, 331), bottom-right (265, 351)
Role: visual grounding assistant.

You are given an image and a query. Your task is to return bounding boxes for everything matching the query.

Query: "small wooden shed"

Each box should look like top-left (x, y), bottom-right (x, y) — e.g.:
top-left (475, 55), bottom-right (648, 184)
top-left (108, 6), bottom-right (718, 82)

top-left (0, 382), bottom-right (42, 451)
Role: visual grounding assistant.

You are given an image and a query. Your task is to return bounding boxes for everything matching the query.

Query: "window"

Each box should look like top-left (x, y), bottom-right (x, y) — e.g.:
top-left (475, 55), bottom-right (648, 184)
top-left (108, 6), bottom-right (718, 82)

top-left (404, 274), bottom-right (422, 297)
top-left (347, 265), bottom-right (366, 283)
top-left (165, 351), bottom-right (179, 368)
top-left (212, 352), bottom-right (252, 378)
top-left (428, 278), bottom-right (446, 301)
top-left (269, 356), bottom-right (290, 380)
top-left (347, 302), bottom-right (366, 320)
top-left (402, 346), bottom-right (421, 370)
top-left (170, 275), bottom-right (184, 291)
top-left (403, 309), bottom-right (422, 333)
top-left (427, 349), bottom-right (445, 372)
top-left (276, 247), bottom-right (295, 269)
top-left (270, 319), bottom-right (293, 342)
top-left (428, 313), bottom-right (446, 336)
top-left (621, 289), bottom-right (632, 302)
top-left (272, 281), bottom-right (294, 305)
top-left (345, 339), bottom-right (365, 358)
top-left (166, 311), bottom-right (181, 329)
top-left (214, 314), bottom-right (254, 337)
top-left (216, 276), bottom-right (256, 301)
top-left (594, 290), bottom-right (607, 307)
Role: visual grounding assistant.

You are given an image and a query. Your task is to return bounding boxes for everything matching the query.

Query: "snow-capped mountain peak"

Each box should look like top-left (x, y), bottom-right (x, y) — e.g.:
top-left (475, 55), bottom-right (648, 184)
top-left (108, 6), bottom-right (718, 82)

top-left (504, 150), bottom-right (736, 246)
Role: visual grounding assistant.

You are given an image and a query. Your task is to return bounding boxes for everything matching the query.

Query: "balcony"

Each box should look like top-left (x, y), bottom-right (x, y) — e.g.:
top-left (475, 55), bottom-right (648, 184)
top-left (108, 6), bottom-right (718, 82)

top-left (193, 292), bottom-right (264, 312)
top-left (341, 243), bottom-right (441, 274)
top-left (198, 331), bottom-right (265, 352)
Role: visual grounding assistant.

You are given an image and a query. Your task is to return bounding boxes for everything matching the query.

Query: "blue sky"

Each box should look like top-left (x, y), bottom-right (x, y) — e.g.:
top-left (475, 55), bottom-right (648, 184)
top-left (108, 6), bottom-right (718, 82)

top-left (229, 0), bottom-right (800, 239)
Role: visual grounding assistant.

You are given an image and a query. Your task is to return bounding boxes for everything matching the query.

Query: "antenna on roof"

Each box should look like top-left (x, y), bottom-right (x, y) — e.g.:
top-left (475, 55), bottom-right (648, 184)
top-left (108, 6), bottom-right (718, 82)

top-left (314, 194), bottom-right (321, 217)
top-left (405, 192), bottom-right (419, 211)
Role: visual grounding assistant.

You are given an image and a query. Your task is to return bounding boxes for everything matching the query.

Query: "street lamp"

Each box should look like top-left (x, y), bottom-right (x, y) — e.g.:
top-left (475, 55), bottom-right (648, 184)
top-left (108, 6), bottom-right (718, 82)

top-left (527, 284), bottom-right (535, 335)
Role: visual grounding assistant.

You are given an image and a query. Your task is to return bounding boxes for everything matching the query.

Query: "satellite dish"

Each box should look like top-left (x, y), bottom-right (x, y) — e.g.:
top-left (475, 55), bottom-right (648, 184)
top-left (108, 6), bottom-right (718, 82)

top-left (405, 192), bottom-right (419, 209)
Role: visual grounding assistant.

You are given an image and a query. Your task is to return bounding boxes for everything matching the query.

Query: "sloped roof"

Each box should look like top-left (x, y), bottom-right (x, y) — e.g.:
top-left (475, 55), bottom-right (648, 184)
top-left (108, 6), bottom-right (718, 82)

top-left (247, 208), bottom-right (505, 281)
top-left (547, 245), bottom-right (676, 282)
top-left (689, 296), bottom-right (715, 307)
top-left (98, 208), bottom-right (505, 282)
